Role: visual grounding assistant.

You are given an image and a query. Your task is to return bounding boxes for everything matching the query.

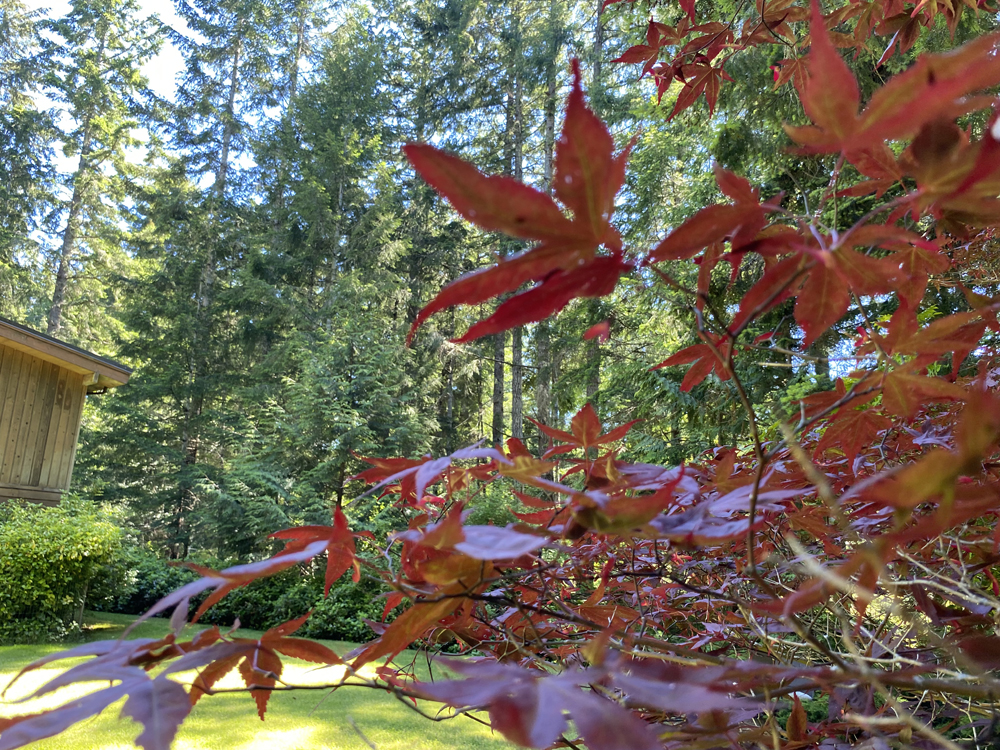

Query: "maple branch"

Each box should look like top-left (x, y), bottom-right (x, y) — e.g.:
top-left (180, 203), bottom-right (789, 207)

top-left (692, 308), bottom-right (768, 576)
top-left (818, 153), bottom-right (845, 225)
top-left (763, 383), bottom-right (880, 461)
top-left (778, 421), bottom-right (851, 533)
top-left (756, 15), bottom-right (795, 48)
top-left (727, 259), bottom-right (810, 341)
top-left (839, 191), bottom-right (918, 246)
top-left (685, 307), bottom-right (856, 680)
top-left (473, 591), bottom-right (733, 665)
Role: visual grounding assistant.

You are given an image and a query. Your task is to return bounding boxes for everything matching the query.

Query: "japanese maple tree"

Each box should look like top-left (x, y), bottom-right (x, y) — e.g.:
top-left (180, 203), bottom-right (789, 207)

top-left (6, 3), bottom-right (1000, 749)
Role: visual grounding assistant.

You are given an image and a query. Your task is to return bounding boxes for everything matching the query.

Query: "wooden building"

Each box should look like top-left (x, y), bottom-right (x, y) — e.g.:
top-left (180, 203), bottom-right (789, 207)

top-left (0, 317), bottom-right (131, 505)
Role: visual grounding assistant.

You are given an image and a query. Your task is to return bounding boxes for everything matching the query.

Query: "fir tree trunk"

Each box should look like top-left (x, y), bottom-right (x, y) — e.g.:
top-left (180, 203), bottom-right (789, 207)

top-left (512, 328), bottom-right (523, 439)
top-left (214, 32), bottom-right (242, 195)
top-left (592, 0), bottom-right (605, 111)
top-left (47, 27), bottom-right (106, 337)
top-left (493, 327), bottom-right (506, 445)
top-left (586, 0), bottom-right (605, 414)
top-left (288, 7), bottom-right (305, 103)
top-left (446, 358), bottom-right (455, 451)
top-left (47, 140), bottom-right (91, 336)
top-left (445, 308), bottom-right (456, 452)
top-left (542, 47), bottom-right (557, 190)
top-left (274, 7), bottom-right (306, 215)
top-left (493, 71), bottom-right (518, 446)
top-left (177, 29), bottom-right (243, 548)
top-left (535, 0), bottom-right (560, 450)
top-left (586, 301), bottom-right (601, 408)
top-left (510, 68), bottom-right (524, 440)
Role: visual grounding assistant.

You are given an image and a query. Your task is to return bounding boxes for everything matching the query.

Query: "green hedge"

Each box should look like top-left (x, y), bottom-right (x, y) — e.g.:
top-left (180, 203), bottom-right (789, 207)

top-left (101, 549), bottom-right (386, 642)
top-left (0, 499), bottom-right (123, 643)
top-left (97, 545), bottom-right (201, 615)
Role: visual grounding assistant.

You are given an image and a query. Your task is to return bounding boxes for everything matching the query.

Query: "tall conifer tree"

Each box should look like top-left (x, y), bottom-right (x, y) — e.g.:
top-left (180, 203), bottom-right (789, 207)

top-left (42, 0), bottom-right (161, 340)
top-left (0, 1), bottom-right (53, 318)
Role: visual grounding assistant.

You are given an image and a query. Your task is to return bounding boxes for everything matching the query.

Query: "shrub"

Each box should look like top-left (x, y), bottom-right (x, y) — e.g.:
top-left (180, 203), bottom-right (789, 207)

top-left (100, 548), bottom-right (386, 641)
top-left (194, 567), bottom-right (385, 641)
top-left (0, 498), bottom-right (123, 643)
top-left (297, 576), bottom-right (386, 643)
top-left (94, 545), bottom-right (200, 616)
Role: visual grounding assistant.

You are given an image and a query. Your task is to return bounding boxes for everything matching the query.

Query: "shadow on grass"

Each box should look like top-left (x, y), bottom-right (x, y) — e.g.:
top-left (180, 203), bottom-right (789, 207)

top-left (0, 612), bottom-right (511, 750)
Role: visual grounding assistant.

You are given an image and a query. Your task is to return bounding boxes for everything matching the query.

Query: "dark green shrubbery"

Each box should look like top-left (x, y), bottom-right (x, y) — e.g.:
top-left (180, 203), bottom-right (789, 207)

top-left (94, 545), bottom-right (200, 615)
top-left (197, 570), bottom-right (385, 642)
top-left (102, 547), bottom-right (386, 641)
top-left (297, 577), bottom-right (386, 643)
top-left (0, 499), bottom-right (124, 643)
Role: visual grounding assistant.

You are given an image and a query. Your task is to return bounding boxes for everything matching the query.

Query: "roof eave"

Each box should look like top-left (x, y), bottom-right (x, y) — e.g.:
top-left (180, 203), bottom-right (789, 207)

top-left (0, 317), bottom-right (132, 388)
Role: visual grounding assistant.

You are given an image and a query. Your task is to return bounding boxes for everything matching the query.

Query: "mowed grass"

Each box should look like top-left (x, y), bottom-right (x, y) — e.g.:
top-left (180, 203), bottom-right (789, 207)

top-left (0, 613), bottom-right (510, 750)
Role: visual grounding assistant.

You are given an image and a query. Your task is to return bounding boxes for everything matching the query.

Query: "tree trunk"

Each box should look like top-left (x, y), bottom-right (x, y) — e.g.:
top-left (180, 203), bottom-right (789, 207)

top-left (214, 32), bottom-right (242, 195)
top-left (493, 328), bottom-right (506, 445)
top-left (535, 0), bottom-right (560, 450)
top-left (534, 322), bottom-right (550, 442)
top-left (512, 329), bottom-right (523, 439)
top-left (274, 6), bottom-right (307, 215)
top-left (493, 70), bottom-right (518, 446)
top-left (510, 65), bottom-right (525, 440)
top-left (586, 300), bottom-right (601, 411)
top-left (446, 356), bottom-right (455, 451)
top-left (288, 6), bottom-right (305, 104)
top-left (592, 0), bottom-right (605, 113)
top-left (585, 0), bottom-right (605, 414)
top-left (47, 141), bottom-right (91, 337)
top-left (175, 30), bottom-right (243, 552)
top-left (47, 28), bottom-right (107, 337)
top-left (445, 308), bottom-right (456, 452)
top-left (810, 330), bottom-right (833, 387)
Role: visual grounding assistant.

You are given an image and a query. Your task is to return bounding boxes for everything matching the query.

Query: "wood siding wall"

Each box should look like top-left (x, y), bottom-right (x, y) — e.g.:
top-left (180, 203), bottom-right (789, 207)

top-left (0, 342), bottom-right (87, 499)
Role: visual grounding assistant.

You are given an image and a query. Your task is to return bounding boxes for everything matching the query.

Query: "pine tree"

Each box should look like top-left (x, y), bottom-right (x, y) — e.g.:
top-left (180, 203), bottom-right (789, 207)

top-left (0, 1), bottom-right (53, 318)
top-left (42, 0), bottom-right (162, 340)
top-left (171, 0), bottom-right (283, 195)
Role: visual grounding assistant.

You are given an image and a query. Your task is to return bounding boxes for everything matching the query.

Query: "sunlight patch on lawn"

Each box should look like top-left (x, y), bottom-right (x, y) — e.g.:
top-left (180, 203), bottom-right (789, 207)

top-left (230, 727), bottom-right (316, 750)
top-left (1, 665), bottom-right (108, 716)
top-left (0, 613), bottom-right (513, 750)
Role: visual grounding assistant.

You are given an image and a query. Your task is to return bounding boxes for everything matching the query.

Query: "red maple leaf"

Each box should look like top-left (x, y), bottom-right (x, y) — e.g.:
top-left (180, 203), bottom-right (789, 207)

top-left (668, 62), bottom-right (733, 120)
top-left (648, 165), bottom-right (768, 263)
top-left (528, 402), bottom-right (641, 457)
top-left (405, 60), bottom-right (632, 343)
top-left (652, 334), bottom-right (733, 392)
top-left (189, 614), bottom-right (342, 718)
top-left (269, 508), bottom-right (363, 594)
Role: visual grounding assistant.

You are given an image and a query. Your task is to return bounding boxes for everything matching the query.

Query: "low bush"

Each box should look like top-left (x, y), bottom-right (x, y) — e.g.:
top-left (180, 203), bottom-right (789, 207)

top-left (296, 576), bottom-right (386, 643)
top-left (102, 547), bottom-right (386, 641)
top-left (94, 544), bottom-right (200, 615)
top-left (0, 499), bottom-right (123, 643)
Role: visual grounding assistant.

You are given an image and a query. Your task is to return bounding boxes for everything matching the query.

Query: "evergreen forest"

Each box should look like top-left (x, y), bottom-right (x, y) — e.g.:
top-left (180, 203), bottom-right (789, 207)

top-left (1, 0), bottom-right (867, 559)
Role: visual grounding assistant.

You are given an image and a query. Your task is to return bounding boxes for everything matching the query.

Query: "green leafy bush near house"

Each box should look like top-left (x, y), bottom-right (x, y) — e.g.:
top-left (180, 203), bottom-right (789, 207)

top-left (0, 499), bottom-right (123, 643)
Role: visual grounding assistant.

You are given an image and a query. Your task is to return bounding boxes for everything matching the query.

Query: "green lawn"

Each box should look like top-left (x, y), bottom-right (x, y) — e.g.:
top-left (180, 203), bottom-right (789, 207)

top-left (0, 613), bottom-right (510, 750)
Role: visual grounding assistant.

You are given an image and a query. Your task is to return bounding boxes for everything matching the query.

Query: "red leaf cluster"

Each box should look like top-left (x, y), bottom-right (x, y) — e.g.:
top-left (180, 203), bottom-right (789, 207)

top-left (405, 60), bottom-right (633, 344)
